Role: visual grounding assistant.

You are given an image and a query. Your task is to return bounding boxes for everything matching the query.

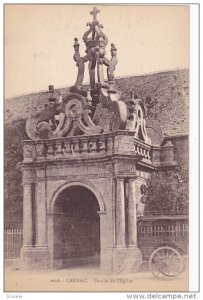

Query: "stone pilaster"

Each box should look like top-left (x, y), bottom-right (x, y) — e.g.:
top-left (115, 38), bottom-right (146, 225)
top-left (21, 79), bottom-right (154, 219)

top-left (115, 177), bottom-right (126, 247)
top-left (22, 183), bottom-right (33, 246)
top-left (36, 168), bottom-right (47, 246)
top-left (161, 140), bottom-right (176, 164)
top-left (112, 176), bottom-right (142, 273)
top-left (20, 167), bottom-right (49, 269)
top-left (128, 177), bottom-right (137, 247)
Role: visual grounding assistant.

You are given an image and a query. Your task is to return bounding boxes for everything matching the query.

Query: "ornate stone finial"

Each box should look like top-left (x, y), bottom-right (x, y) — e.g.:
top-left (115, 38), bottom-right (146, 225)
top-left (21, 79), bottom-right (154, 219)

top-left (83, 7), bottom-right (108, 47)
top-left (48, 85), bottom-right (54, 92)
top-left (90, 7), bottom-right (100, 21)
top-left (73, 38), bottom-right (80, 52)
top-left (70, 7), bottom-right (121, 95)
top-left (58, 92), bottom-right (63, 103)
top-left (111, 43), bottom-right (117, 56)
top-left (130, 89), bottom-right (137, 100)
top-left (48, 85), bottom-right (56, 103)
top-left (69, 7), bottom-right (129, 135)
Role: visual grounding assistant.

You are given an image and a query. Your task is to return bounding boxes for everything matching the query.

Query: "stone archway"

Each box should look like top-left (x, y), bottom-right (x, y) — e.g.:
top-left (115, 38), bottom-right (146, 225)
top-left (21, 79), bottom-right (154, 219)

top-left (52, 185), bottom-right (101, 269)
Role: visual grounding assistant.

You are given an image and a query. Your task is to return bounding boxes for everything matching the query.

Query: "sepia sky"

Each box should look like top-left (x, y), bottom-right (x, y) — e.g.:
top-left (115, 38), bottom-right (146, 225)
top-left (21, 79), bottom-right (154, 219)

top-left (5, 4), bottom-right (189, 99)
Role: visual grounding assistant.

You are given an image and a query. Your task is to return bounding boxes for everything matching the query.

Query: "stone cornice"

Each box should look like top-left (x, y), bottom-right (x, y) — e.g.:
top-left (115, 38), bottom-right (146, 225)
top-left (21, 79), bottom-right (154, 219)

top-left (18, 153), bottom-right (145, 169)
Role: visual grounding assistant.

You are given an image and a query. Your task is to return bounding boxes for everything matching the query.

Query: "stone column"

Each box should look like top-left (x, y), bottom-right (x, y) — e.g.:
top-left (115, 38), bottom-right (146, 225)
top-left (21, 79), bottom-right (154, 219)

top-left (128, 177), bottom-right (137, 247)
top-left (116, 177), bottom-right (126, 247)
top-left (22, 183), bottom-right (33, 246)
top-left (36, 169), bottom-right (47, 246)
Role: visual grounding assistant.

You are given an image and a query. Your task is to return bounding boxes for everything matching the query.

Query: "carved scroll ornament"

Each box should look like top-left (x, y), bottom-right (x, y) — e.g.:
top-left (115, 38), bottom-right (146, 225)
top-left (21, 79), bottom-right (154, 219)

top-left (126, 93), bottom-right (151, 145)
top-left (25, 8), bottom-right (152, 145)
top-left (26, 93), bottom-right (102, 140)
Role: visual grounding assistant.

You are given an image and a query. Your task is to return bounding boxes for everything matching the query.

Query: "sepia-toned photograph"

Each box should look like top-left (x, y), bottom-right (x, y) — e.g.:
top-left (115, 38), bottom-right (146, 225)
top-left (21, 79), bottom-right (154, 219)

top-left (4, 4), bottom-right (191, 293)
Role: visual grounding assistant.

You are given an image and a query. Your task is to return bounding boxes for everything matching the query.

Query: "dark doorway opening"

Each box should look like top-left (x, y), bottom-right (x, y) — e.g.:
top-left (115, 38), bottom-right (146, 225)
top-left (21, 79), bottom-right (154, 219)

top-left (53, 185), bottom-right (100, 268)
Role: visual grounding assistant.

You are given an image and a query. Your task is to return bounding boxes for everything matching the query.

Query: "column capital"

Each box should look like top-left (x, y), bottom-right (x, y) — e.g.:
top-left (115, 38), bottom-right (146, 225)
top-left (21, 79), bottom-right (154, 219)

top-left (97, 211), bottom-right (107, 216)
top-left (21, 181), bottom-right (34, 186)
top-left (114, 176), bottom-right (125, 181)
top-left (128, 176), bottom-right (137, 181)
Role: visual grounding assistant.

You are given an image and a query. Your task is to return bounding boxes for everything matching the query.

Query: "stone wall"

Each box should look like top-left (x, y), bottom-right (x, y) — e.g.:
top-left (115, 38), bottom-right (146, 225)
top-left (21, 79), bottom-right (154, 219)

top-left (5, 69), bottom-right (189, 137)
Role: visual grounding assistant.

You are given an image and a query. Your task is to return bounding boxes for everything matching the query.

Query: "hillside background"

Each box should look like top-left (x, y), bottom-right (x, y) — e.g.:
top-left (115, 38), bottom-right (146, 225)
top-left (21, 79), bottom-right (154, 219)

top-left (4, 69), bottom-right (189, 228)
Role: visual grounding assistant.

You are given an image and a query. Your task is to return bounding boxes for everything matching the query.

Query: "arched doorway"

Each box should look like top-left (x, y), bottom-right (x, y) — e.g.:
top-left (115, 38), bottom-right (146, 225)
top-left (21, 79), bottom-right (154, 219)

top-left (53, 185), bottom-right (100, 268)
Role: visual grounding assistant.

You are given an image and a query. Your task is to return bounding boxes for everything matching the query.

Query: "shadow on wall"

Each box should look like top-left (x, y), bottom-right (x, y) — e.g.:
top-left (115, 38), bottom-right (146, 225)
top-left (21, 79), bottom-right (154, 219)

top-left (53, 186), bottom-right (100, 268)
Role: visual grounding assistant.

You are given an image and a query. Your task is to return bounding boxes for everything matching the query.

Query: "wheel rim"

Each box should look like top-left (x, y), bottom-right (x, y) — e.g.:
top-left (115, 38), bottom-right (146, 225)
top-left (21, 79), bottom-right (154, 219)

top-left (149, 246), bottom-right (184, 278)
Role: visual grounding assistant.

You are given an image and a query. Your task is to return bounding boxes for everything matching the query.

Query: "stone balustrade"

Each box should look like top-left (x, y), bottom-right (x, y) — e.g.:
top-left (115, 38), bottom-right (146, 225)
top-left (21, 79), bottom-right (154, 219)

top-left (23, 131), bottom-right (153, 164)
top-left (45, 136), bottom-right (108, 157)
top-left (134, 138), bottom-right (152, 165)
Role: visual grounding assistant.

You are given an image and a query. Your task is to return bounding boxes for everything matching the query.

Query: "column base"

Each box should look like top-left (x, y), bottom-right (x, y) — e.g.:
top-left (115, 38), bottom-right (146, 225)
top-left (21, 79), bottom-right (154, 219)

top-left (100, 247), bottom-right (114, 274)
top-left (112, 246), bottom-right (142, 274)
top-left (20, 246), bottom-right (49, 270)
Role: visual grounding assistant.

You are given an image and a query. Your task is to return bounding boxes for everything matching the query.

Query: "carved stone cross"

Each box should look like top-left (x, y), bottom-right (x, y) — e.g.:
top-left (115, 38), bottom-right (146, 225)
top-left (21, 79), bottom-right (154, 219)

top-left (90, 7), bottom-right (100, 21)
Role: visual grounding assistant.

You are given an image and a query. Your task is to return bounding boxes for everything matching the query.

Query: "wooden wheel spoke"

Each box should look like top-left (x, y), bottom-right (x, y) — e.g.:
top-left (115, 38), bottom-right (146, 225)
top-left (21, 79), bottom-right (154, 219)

top-left (151, 259), bottom-right (170, 274)
top-left (161, 249), bottom-right (167, 260)
top-left (152, 256), bottom-right (165, 263)
top-left (154, 252), bottom-right (166, 262)
top-left (165, 248), bottom-right (170, 258)
top-left (166, 256), bottom-right (180, 264)
top-left (166, 261), bottom-right (180, 270)
top-left (152, 261), bottom-right (167, 271)
top-left (152, 261), bottom-right (166, 269)
top-left (161, 259), bottom-right (183, 276)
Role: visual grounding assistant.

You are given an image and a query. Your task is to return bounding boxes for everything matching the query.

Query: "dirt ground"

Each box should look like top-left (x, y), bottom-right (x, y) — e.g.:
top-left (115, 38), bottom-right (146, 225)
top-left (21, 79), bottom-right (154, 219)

top-left (4, 264), bottom-right (189, 292)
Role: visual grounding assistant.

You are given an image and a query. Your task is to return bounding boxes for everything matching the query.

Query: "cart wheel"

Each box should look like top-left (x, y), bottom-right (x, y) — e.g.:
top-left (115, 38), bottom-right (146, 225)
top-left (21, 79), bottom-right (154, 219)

top-left (149, 246), bottom-right (184, 279)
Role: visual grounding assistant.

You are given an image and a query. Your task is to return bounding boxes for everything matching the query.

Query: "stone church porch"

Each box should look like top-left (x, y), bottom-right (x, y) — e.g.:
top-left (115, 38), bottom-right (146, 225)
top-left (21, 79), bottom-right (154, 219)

top-left (17, 6), bottom-right (179, 275)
